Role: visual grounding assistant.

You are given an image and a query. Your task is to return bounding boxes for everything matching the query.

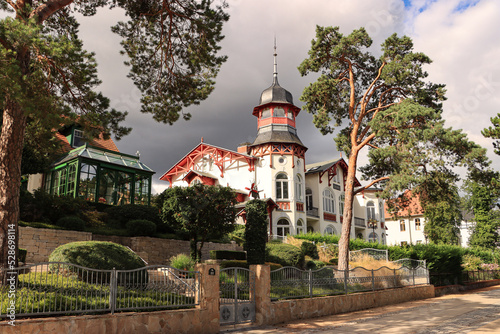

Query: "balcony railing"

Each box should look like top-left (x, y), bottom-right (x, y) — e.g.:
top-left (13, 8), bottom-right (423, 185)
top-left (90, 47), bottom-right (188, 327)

top-left (306, 207), bottom-right (319, 217)
top-left (354, 217), bottom-right (366, 228)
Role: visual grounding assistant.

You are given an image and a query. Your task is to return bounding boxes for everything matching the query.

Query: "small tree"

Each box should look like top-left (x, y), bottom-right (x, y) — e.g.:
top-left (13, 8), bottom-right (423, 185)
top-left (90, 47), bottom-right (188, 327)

top-left (244, 199), bottom-right (268, 265)
top-left (483, 113), bottom-right (500, 155)
top-left (159, 184), bottom-right (236, 263)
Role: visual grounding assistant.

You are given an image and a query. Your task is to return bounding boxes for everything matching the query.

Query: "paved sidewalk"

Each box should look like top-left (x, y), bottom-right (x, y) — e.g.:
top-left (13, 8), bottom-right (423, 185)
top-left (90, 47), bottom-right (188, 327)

top-left (221, 286), bottom-right (500, 333)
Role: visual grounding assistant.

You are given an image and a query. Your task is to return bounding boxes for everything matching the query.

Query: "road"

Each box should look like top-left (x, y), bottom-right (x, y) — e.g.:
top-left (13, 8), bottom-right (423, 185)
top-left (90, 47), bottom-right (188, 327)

top-left (221, 286), bottom-right (500, 333)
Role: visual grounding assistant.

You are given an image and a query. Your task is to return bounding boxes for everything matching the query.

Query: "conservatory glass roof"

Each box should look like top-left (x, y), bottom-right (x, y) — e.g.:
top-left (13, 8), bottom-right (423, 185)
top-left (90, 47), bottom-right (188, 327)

top-left (51, 144), bottom-right (155, 173)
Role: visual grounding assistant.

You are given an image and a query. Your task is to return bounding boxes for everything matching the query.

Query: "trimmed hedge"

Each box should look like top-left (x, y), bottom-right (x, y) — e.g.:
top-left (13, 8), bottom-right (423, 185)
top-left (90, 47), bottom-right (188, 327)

top-left (56, 216), bottom-right (86, 231)
top-left (18, 248), bottom-right (27, 263)
top-left (266, 243), bottom-right (305, 268)
top-left (210, 250), bottom-right (246, 260)
top-left (301, 241), bottom-right (319, 259)
top-left (244, 200), bottom-right (268, 265)
top-left (126, 219), bottom-right (157, 237)
top-left (105, 204), bottom-right (166, 232)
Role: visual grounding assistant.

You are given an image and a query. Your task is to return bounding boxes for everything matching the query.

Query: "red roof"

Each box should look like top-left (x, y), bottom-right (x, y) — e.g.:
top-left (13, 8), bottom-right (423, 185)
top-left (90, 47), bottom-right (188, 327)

top-left (384, 190), bottom-right (424, 219)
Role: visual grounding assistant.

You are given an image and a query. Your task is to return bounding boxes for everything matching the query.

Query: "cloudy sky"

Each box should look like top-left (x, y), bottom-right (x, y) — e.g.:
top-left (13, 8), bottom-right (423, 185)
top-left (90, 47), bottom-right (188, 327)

top-left (37, 0), bottom-right (500, 193)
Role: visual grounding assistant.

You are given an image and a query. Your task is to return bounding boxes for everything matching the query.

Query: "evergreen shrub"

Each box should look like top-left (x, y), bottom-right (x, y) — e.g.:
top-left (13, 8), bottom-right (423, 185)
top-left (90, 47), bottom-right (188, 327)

top-left (126, 219), bottom-right (157, 236)
top-left (209, 250), bottom-right (246, 260)
top-left (301, 241), bottom-right (319, 259)
top-left (105, 204), bottom-right (165, 231)
top-left (266, 243), bottom-right (305, 268)
top-left (244, 200), bottom-right (268, 265)
top-left (56, 216), bottom-right (86, 231)
top-left (49, 241), bottom-right (146, 283)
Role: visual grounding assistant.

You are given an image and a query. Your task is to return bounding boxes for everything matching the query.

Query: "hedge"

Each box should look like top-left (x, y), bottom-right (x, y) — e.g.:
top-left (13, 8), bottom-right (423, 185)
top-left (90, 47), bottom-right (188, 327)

top-left (266, 243), bottom-right (305, 268)
top-left (219, 260), bottom-right (282, 271)
top-left (210, 250), bottom-right (246, 261)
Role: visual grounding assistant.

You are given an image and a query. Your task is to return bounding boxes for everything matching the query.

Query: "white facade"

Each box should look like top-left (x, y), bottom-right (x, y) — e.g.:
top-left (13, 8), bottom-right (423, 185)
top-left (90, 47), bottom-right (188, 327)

top-left (385, 214), bottom-right (427, 246)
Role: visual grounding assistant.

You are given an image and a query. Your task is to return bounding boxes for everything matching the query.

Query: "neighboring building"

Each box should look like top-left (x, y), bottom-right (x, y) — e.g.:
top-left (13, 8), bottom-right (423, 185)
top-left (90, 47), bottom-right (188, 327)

top-left (26, 123), bottom-right (155, 206)
top-left (159, 51), bottom-right (386, 242)
top-left (354, 188), bottom-right (387, 245)
top-left (384, 191), bottom-right (474, 246)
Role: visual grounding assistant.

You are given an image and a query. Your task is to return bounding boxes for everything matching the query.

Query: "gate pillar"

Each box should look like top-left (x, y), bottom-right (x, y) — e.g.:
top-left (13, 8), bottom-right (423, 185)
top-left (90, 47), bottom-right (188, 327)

top-left (196, 263), bottom-right (220, 333)
top-left (250, 264), bottom-right (271, 326)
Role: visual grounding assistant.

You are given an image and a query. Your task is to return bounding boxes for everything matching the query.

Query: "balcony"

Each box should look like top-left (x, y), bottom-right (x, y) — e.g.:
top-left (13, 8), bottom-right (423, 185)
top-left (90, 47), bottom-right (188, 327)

top-left (354, 217), bottom-right (366, 228)
top-left (276, 201), bottom-right (290, 210)
top-left (306, 207), bottom-right (319, 217)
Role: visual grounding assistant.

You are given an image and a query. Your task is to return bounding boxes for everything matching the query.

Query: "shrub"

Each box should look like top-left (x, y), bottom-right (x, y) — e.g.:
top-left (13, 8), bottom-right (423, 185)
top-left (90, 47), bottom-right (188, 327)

top-left (81, 210), bottom-right (108, 228)
top-left (126, 219), bottom-right (157, 236)
top-left (244, 200), bottom-right (268, 265)
top-left (301, 241), bottom-right (319, 259)
top-left (266, 243), bottom-right (305, 268)
top-left (169, 254), bottom-right (194, 271)
top-left (462, 254), bottom-right (483, 271)
top-left (49, 241), bottom-right (146, 283)
top-left (219, 260), bottom-right (282, 271)
top-left (230, 225), bottom-right (246, 246)
top-left (210, 250), bottom-right (246, 261)
top-left (56, 216), bottom-right (86, 231)
top-left (305, 258), bottom-right (326, 270)
top-left (104, 204), bottom-right (165, 231)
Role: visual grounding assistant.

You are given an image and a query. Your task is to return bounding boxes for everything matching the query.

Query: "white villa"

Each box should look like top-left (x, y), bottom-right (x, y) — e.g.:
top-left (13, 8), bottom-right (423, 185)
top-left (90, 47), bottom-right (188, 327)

top-left (159, 52), bottom-right (387, 243)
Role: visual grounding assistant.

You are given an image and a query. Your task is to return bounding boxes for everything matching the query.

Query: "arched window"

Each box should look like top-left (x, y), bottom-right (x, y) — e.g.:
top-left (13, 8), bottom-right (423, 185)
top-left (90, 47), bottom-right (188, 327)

top-left (277, 219), bottom-right (290, 238)
top-left (287, 110), bottom-right (294, 119)
top-left (276, 173), bottom-right (288, 199)
top-left (323, 188), bottom-right (335, 213)
top-left (368, 232), bottom-right (379, 243)
top-left (306, 188), bottom-right (313, 210)
top-left (339, 194), bottom-right (345, 216)
top-left (296, 219), bottom-right (304, 234)
top-left (261, 108), bottom-right (271, 118)
top-left (367, 201), bottom-right (376, 221)
top-left (273, 107), bottom-right (285, 117)
top-left (324, 224), bottom-right (336, 236)
top-left (295, 174), bottom-right (303, 201)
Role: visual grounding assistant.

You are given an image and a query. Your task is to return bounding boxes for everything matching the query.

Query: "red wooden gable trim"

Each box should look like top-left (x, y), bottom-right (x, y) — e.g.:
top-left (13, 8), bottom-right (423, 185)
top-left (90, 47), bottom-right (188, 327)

top-left (160, 143), bottom-right (256, 186)
top-left (317, 159), bottom-right (361, 188)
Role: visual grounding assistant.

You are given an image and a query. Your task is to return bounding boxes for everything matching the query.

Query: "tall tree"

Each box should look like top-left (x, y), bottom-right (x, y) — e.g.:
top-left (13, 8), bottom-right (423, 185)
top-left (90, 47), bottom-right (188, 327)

top-left (299, 26), bottom-right (487, 270)
top-left (158, 184), bottom-right (237, 262)
top-left (482, 113), bottom-right (500, 155)
top-left (0, 0), bottom-right (229, 268)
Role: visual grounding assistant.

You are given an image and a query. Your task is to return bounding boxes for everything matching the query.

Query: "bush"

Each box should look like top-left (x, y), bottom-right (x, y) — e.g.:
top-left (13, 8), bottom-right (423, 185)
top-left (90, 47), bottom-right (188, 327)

top-left (126, 219), bottom-right (157, 236)
top-left (305, 258), bottom-right (326, 270)
top-left (230, 225), bottom-right (246, 246)
top-left (462, 254), bottom-right (483, 271)
top-left (56, 216), bottom-right (86, 231)
top-left (210, 250), bottom-right (246, 261)
top-left (169, 254), bottom-right (194, 271)
top-left (48, 241), bottom-right (146, 283)
top-left (244, 200), bottom-right (268, 265)
top-left (301, 241), bottom-right (319, 259)
top-left (104, 204), bottom-right (165, 231)
top-left (266, 243), bottom-right (305, 268)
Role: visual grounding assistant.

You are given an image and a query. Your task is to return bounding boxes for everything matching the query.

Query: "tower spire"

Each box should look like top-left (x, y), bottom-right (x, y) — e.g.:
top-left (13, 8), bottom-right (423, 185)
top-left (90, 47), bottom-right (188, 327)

top-left (273, 36), bottom-right (278, 84)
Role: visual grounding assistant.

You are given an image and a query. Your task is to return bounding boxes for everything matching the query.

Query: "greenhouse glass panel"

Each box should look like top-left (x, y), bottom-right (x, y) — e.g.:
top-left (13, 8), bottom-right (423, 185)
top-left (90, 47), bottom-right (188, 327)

top-left (99, 168), bottom-right (117, 205)
top-left (117, 172), bottom-right (132, 205)
top-left (134, 175), bottom-right (150, 205)
top-left (79, 163), bottom-right (97, 202)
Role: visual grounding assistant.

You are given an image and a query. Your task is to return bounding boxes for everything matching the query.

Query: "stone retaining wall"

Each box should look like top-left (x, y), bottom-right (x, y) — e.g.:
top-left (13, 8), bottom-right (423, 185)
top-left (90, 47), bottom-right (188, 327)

top-left (19, 226), bottom-right (242, 264)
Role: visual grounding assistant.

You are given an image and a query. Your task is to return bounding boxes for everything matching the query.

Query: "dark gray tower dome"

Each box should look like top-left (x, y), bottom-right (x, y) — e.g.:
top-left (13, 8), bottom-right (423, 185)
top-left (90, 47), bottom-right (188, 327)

top-left (258, 45), bottom-right (294, 106)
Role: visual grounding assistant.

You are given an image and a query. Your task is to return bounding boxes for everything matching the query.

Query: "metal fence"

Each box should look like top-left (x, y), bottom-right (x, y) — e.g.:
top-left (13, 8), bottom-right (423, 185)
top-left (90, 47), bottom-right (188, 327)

top-left (270, 265), bottom-right (429, 301)
top-left (0, 262), bottom-right (200, 319)
top-left (392, 258), bottom-right (427, 269)
top-left (463, 270), bottom-right (500, 283)
top-left (349, 248), bottom-right (389, 262)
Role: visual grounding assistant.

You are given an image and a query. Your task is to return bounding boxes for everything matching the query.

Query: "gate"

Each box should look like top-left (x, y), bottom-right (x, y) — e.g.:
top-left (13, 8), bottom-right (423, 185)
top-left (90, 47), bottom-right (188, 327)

top-left (219, 267), bottom-right (255, 325)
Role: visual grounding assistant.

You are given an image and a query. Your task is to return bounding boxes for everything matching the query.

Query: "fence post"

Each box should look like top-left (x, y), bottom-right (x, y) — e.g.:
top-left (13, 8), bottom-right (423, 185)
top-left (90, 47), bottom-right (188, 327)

top-left (250, 264), bottom-right (270, 326)
top-left (109, 267), bottom-right (116, 315)
top-left (344, 269), bottom-right (348, 295)
top-left (412, 268), bottom-right (415, 286)
top-left (371, 270), bottom-right (375, 291)
top-left (309, 269), bottom-right (313, 298)
top-left (393, 268), bottom-right (397, 287)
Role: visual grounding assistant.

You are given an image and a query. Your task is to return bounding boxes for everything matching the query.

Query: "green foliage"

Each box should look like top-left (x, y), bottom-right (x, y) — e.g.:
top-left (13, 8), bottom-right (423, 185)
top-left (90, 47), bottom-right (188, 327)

top-left (104, 204), bottom-right (164, 231)
top-left (301, 242), bottom-right (319, 260)
top-left (462, 254), bottom-right (483, 271)
top-left (49, 241), bottom-right (145, 271)
top-left (482, 112), bottom-right (500, 155)
top-left (244, 199), bottom-right (268, 265)
top-left (304, 258), bottom-right (326, 270)
top-left (294, 232), bottom-right (340, 244)
top-left (266, 243), bottom-right (305, 268)
top-left (126, 219), bottom-right (157, 237)
top-left (56, 216), bottom-right (86, 231)
top-left (219, 260), bottom-right (282, 271)
top-left (157, 184), bottom-right (237, 263)
top-left (20, 189), bottom-right (89, 224)
top-left (169, 254), bottom-right (194, 271)
top-left (209, 250), bottom-right (246, 261)
top-left (229, 224), bottom-right (245, 246)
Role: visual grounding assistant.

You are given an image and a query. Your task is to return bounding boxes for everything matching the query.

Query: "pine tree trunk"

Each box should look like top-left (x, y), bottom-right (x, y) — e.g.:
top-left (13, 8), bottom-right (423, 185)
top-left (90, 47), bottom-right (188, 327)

top-left (0, 98), bottom-right (27, 269)
top-left (338, 149), bottom-right (359, 271)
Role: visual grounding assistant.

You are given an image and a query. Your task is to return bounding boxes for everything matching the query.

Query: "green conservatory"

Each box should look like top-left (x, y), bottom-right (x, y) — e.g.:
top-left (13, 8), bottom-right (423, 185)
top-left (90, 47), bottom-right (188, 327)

top-left (45, 144), bottom-right (155, 206)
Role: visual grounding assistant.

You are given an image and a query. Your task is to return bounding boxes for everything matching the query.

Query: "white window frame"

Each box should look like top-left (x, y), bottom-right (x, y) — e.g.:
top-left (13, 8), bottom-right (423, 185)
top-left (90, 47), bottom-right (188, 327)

top-left (276, 173), bottom-right (289, 199)
top-left (323, 188), bottom-right (335, 214)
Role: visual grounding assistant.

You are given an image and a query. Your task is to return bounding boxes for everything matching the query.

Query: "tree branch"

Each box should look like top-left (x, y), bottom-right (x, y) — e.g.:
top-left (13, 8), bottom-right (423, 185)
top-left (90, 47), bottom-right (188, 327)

top-left (354, 176), bottom-right (390, 195)
top-left (29, 0), bottom-right (74, 24)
